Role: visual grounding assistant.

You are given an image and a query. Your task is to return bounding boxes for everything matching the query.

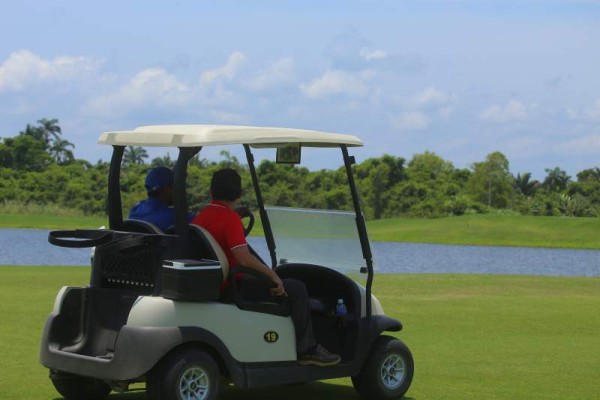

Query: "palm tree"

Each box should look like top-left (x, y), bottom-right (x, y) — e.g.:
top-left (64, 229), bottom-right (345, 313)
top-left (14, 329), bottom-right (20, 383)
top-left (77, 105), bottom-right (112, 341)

top-left (218, 150), bottom-right (240, 169)
top-left (189, 155), bottom-right (210, 168)
top-left (514, 172), bottom-right (540, 197)
top-left (37, 118), bottom-right (62, 144)
top-left (576, 167), bottom-right (600, 182)
top-left (20, 123), bottom-right (46, 142)
top-left (151, 153), bottom-right (174, 168)
top-left (543, 167), bottom-right (571, 192)
top-left (123, 146), bottom-right (148, 166)
top-left (19, 118), bottom-right (62, 147)
top-left (49, 138), bottom-right (75, 164)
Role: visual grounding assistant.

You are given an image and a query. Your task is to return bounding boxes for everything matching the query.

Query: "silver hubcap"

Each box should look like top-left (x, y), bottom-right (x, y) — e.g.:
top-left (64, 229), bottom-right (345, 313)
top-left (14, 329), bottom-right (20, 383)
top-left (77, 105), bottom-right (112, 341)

top-left (380, 354), bottom-right (405, 390)
top-left (179, 366), bottom-right (210, 400)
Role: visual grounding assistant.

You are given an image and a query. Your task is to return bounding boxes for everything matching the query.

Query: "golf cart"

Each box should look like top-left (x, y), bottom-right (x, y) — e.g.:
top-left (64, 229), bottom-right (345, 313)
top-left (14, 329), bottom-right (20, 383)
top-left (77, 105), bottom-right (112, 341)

top-left (40, 125), bottom-right (414, 400)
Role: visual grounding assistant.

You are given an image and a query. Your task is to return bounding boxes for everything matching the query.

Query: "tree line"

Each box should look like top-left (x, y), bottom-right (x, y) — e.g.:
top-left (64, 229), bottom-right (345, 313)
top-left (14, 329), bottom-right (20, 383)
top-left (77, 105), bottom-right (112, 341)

top-left (1, 119), bottom-right (599, 219)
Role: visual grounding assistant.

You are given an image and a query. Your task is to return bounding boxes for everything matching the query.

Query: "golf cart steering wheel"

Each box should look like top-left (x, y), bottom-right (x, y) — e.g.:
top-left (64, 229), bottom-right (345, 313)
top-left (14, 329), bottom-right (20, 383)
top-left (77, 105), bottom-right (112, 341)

top-left (236, 206), bottom-right (255, 237)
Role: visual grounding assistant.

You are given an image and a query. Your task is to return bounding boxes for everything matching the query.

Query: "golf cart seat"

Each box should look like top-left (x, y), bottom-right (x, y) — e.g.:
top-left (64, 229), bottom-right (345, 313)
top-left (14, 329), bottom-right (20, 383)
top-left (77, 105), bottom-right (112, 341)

top-left (187, 225), bottom-right (290, 317)
top-left (121, 219), bottom-right (164, 234)
top-left (187, 224), bottom-right (229, 280)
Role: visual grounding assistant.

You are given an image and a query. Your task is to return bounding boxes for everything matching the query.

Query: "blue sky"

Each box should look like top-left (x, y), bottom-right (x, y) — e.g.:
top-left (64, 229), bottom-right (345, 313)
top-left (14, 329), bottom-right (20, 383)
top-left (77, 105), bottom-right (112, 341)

top-left (0, 0), bottom-right (599, 179)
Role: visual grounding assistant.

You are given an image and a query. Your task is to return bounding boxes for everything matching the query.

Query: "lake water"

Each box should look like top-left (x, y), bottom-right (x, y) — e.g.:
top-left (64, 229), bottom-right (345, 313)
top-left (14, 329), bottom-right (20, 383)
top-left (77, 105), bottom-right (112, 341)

top-left (0, 228), bottom-right (598, 277)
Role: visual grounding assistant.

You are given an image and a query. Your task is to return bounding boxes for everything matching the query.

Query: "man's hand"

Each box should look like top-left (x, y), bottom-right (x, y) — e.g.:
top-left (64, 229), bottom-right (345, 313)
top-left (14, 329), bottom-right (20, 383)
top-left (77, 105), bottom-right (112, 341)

top-left (270, 274), bottom-right (288, 297)
top-left (232, 245), bottom-right (287, 296)
top-left (235, 206), bottom-right (252, 218)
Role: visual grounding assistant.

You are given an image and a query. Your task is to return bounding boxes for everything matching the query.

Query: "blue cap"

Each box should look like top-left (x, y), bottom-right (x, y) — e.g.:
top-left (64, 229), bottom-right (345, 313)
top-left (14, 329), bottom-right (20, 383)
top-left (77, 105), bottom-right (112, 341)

top-left (145, 167), bottom-right (174, 194)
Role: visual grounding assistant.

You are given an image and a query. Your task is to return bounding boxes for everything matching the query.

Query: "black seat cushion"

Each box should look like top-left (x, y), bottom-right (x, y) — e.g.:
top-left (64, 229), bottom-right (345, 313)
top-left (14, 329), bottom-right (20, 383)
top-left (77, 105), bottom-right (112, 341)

top-left (227, 268), bottom-right (291, 317)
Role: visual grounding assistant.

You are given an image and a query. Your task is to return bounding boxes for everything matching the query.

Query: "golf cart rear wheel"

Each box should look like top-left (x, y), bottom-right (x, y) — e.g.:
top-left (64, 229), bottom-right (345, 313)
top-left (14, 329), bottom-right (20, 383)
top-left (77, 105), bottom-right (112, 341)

top-left (352, 336), bottom-right (414, 400)
top-left (50, 370), bottom-right (111, 400)
top-left (147, 348), bottom-right (219, 400)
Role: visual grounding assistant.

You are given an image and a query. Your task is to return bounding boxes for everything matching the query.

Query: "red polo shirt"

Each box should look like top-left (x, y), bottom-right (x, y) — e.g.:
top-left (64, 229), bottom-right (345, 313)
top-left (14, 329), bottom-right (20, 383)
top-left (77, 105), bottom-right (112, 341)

top-left (192, 200), bottom-right (247, 274)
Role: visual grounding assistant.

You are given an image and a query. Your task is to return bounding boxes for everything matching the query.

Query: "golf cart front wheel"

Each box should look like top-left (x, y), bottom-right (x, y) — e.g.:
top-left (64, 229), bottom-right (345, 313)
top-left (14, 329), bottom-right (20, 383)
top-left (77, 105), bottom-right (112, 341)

top-left (147, 348), bottom-right (219, 400)
top-left (352, 336), bottom-right (414, 400)
top-left (49, 370), bottom-right (111, 400)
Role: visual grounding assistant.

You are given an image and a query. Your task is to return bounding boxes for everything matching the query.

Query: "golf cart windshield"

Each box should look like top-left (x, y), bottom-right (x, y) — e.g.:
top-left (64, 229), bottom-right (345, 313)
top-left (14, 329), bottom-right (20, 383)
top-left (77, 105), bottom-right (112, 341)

top-left (266, 206), bottom-right (371, 274)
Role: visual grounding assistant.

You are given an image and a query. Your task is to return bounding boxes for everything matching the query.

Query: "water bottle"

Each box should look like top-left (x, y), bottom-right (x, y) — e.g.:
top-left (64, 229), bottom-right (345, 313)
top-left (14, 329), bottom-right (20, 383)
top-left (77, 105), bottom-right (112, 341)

top-left (335, 298), bottom-right (347, 316)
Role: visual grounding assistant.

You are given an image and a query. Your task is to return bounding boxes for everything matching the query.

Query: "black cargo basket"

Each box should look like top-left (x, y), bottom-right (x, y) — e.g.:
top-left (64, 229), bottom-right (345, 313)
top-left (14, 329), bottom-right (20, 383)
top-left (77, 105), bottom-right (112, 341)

top-left (91, 234), bottom-right (165, 294)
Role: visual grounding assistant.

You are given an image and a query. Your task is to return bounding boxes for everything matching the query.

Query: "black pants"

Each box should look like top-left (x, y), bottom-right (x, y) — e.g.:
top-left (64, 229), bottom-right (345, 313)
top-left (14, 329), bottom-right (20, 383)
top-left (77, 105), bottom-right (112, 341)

top-left (237, 274), bottom-right (316, 354)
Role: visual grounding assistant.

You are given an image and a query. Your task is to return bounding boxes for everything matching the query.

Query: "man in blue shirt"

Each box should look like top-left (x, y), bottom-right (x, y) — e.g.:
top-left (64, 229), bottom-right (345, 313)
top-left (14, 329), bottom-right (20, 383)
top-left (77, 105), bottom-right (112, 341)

top-left (129, 167), bottom-right (191, 231)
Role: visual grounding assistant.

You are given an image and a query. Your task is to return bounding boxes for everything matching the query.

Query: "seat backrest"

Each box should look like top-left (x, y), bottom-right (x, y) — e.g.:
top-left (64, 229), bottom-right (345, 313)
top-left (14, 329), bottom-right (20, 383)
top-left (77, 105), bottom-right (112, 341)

top-left (188, 224), bottom-right (229, 282)
top-left (121, 219), bottom-right (164, 234)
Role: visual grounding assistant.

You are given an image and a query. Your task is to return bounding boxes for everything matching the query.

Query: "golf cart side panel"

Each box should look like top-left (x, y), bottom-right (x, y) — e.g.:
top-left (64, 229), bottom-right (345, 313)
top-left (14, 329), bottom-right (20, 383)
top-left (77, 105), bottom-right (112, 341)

top-left (356, 284), bottom-right (386, 317)
top-left (41, 317), bottom-right (249, 384)
top-left (40, 286), bottom-right (140, 357)
top-left (40, 316), bottom-right (183, 380)
top-left (126, 296), bottom-right (297, 362)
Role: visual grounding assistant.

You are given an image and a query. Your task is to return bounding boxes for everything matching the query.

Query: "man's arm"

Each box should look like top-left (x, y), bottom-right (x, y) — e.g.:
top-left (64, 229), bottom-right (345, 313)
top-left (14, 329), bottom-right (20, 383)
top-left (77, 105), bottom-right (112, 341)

top-left (231, 245), bottom-right (287, 296)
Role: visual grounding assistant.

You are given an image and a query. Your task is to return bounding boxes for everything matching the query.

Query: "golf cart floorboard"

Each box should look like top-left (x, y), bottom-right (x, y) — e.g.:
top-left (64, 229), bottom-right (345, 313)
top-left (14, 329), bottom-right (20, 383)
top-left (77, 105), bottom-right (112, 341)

top-left (245, 361), bottom-right (354, 387)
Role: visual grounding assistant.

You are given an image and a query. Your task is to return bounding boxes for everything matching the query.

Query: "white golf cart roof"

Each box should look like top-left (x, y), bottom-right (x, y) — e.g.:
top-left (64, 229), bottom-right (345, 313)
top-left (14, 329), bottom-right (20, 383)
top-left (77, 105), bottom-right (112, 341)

top-left (98, 124), bottom-right (363, 148)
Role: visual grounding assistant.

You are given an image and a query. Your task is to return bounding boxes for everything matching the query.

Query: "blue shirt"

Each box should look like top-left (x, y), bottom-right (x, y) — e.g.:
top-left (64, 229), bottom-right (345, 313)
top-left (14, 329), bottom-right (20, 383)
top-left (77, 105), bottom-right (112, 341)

top-left (128, 198), bottom-right (192, 232)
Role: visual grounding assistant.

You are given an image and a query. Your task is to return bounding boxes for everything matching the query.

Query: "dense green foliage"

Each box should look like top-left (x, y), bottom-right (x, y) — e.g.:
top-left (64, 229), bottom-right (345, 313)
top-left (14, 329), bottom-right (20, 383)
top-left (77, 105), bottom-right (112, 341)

top-left (1, 267), bottom-right (599, 399)
top-left (1, 119), bottom-right (599, 219)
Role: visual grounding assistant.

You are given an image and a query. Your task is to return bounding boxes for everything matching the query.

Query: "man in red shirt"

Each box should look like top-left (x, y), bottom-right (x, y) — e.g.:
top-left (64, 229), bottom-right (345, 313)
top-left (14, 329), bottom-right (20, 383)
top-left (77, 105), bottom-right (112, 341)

top-left (192, 168), bottom-right (340, 366)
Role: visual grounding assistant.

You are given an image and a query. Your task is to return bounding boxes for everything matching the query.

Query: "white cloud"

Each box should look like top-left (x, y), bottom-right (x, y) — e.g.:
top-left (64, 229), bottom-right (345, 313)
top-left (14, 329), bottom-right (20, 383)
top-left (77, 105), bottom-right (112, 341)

top-left (325, 28), bottom-right (372, 69)
top-left (359, 48), bottom-right (387, 61)
top-left (325, 29), bottom-right (423, 72)
top-left (196, 52), bottom-right (249, 104)
top-left (480, 100), bottom-right (529, 124)
top-left (0, 50), bottom-right (101, 92)
top-left (410, 87), bottom-right (452, 108)
top-left (582, 99), bottom-right (600, 121)
top-left (85, 68), bottom-right (190, 115)
top-left (200, 51), bottom-right (247, 87)
top-left (558, 133), bottom-right (600, 155)
top-left (508, 135), bottom-right (544, 158)
top-left (391, 111), bottom-right (431, 131)
top-left (209, 110), bottom-right (249, 124)
top-left (566, 99), bottom-right (600, 122)
top-left (299, 69), bottom-right (374, 99)
top-left (566, 107), bottom-right (580, 120)
top-left (388, 87), bottom-right (454, 132)
top-left (244, 57), bottom-right (295, 91)
top-left (439, 106), bottom-right (453, 118)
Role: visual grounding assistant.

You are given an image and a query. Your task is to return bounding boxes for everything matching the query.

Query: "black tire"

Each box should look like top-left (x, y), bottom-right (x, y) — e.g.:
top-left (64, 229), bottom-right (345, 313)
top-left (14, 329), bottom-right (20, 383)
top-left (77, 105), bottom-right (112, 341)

top-left (352, 336), bottom-right (414, 400)
top-left (147, 348), bottom-right (219, 400)
top-left (50, 370), bottom-right (111, 400)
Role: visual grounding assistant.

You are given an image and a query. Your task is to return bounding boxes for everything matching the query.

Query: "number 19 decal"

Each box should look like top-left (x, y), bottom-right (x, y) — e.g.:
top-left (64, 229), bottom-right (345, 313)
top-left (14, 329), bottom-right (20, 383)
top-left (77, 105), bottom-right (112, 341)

top-left (264, 331), bottom-right (279, 343)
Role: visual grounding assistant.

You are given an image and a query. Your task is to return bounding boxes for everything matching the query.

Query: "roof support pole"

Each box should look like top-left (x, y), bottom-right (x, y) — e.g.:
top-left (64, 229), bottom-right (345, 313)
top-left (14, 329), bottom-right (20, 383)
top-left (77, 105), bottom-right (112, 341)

top-left (108, 145), bottom-right (125, 230)
top-left (341, 145), bottom-right (373, 319)
top-left (244, 144), bottom-right (278, 269)
top-left (174, 147), bottom-right (201, 235)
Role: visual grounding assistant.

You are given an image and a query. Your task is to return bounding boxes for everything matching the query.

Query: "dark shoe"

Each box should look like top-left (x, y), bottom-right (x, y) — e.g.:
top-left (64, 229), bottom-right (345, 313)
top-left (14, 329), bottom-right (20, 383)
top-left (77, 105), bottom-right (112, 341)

top-left (298, 345), bottom-right (341, 366)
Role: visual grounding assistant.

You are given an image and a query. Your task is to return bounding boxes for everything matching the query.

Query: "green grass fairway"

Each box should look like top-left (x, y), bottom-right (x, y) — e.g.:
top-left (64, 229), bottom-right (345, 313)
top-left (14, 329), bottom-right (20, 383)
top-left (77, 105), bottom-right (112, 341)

top-left (0, 267), bottom-right (598, 399)
top-left (0, 213), bottom-right (107, 230)
top-left (368, 214), bottom-right (600, 249)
